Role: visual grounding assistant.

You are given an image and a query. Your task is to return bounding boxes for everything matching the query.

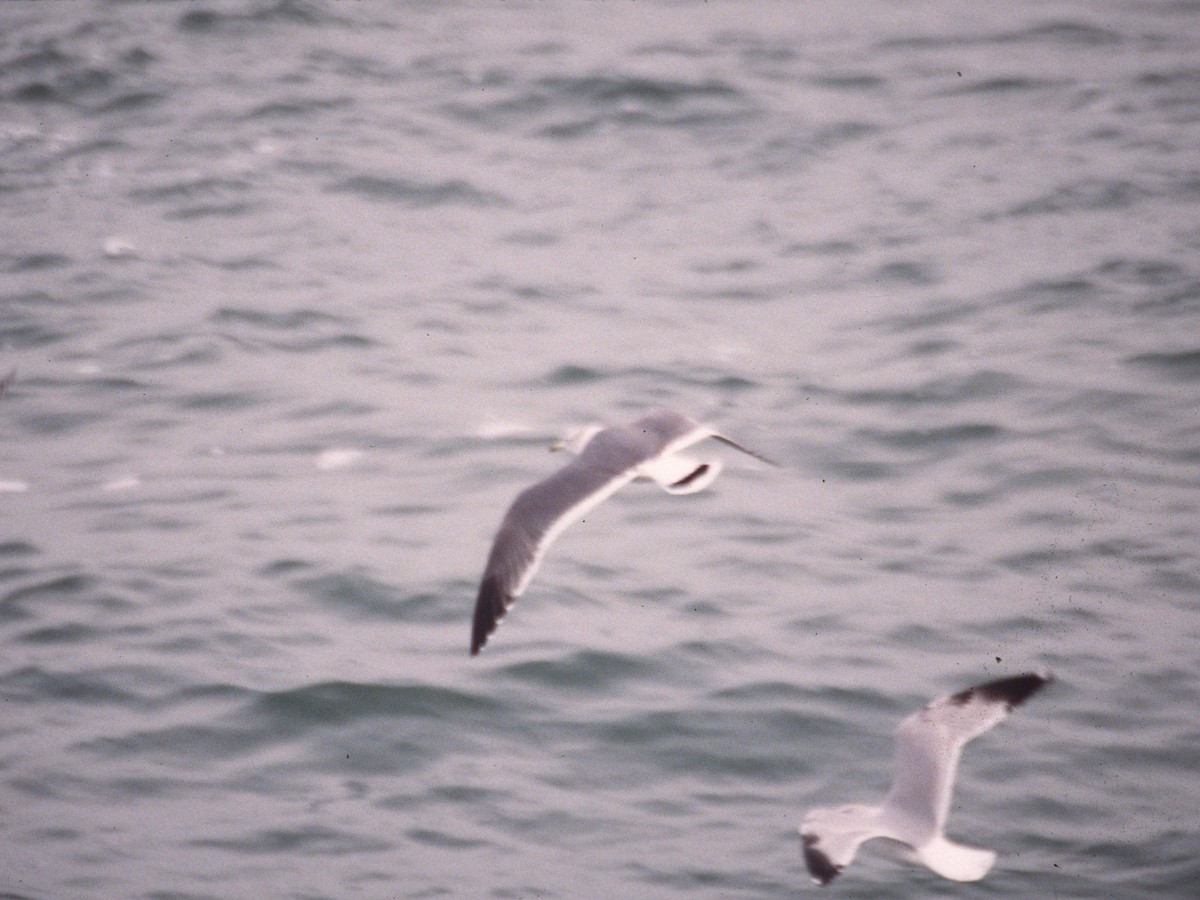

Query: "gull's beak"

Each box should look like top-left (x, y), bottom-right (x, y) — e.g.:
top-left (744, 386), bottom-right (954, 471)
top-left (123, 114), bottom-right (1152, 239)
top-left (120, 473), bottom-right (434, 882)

top-left (549, 439), bottom-right (565, 453)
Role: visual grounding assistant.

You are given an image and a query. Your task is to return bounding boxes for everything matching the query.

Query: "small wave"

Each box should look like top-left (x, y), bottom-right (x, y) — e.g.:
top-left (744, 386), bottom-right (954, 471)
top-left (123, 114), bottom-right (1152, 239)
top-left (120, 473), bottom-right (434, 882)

top-left (1005, 178), bottom-right (1145, 217)
top-left (188, 823), bottom-right (393, 856)
top-left (328, 173), bottom-right (506, 208)
top-left (858, 422), bottom-right (1005, 451)
top-left (1127, 348), bottom-right (1200, 381)
top-left (249, 680), bottom-right (501, 727)
top-left (844, 370), bottom-right (1020, 407)
top-left (500, 649), bottom-right (660, 692)
top-left (446, 71), bottom-right (752, 139)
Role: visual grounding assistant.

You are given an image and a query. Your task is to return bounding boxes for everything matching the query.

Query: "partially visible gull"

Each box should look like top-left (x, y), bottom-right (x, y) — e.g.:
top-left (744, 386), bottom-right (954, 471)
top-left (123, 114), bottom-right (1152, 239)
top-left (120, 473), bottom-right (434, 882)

top-left (801, 671), bottom-right (1052, 885)
top-left (470, 408), bottom-right (774, 656)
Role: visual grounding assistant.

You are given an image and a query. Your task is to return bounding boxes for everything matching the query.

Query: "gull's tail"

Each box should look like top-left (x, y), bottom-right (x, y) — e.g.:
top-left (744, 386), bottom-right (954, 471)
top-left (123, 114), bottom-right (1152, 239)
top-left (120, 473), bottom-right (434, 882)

top-left (910, 836), bottom-right (996, 882)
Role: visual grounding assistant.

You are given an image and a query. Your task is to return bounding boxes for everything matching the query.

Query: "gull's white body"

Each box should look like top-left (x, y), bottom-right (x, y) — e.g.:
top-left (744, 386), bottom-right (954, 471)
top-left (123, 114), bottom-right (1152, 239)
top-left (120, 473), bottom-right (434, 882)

top-left (801, 672), bottom-right (1051, 885)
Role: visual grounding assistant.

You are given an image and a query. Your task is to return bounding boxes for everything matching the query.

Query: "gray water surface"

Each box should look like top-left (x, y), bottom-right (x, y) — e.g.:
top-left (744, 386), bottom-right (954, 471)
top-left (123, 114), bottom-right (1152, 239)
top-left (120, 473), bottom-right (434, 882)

top-left (2, 2), bottom-right (1199, 897)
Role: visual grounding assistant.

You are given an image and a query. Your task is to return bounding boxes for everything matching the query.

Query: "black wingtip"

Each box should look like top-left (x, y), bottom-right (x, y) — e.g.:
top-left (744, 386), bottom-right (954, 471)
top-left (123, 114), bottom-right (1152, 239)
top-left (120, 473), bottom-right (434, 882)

top-left (711, 432), bottom-right (779, 467)
top-left (801, 834), bottom-right (841, 886)
top-left (470, 575), bottom-right (509, 656)
top-left (954, 671), bottom-right (1052, 708)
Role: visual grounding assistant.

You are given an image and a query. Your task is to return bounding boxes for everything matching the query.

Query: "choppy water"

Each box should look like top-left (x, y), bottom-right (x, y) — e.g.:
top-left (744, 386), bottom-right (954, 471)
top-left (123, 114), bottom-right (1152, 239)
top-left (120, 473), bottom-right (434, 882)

top-left (2, 1), bottom-right (1199, 897)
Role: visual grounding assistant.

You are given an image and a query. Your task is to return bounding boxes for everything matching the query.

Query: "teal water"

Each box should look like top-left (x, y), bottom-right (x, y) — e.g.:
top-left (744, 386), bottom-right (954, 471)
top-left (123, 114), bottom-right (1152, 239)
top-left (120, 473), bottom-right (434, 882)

top-left (2, 1), bottom-right (1199, 897)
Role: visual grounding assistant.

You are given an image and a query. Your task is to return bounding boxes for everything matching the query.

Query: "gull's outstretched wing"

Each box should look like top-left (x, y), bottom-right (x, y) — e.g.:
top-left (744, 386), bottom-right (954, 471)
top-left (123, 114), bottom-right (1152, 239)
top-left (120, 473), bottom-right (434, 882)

top-left (470, 453), bottom-right (640, 655)
top-left (881, 672), bottom-right (1051, 841)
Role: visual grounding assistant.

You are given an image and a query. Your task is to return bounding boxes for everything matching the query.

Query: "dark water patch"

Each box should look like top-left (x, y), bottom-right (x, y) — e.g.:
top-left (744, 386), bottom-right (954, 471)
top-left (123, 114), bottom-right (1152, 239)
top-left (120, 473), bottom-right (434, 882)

top-left (1, 252), bottom-right (71, 273)
top-left (940, 75), bottom-right (1060, 97)
top-left (631, 861), bottom-right (791, 897)
top-left (82, 680), bottom-right (497, 764)
top-left (501, 649), bottom-right (660, 693)
top-left (405, 827), bottom-right (487, 850)
top-left (871, 299), bottom-right (978, 332)
top-left (0, 665), bottom-right (138, 706)
top-left (908, 337), bottom-right (959, 356)
top-left (1126, 348), bottom-right (1200, 381)
top-left (179, 0), bottom-right (329, 34)
top-left (211, 305), bottom-right (374, 353)
top-left (545, 363), bottom-right (604, 386)
top-left (298, 571), bottom-right (448, 622)
top-left (871, 259), bottom-right (939, 286)
top-left (690, 255), bottom-right (759, 275)
top-left (877, 18), bottom-right (1119, 53)
top-left (17, 622), bottom-right (97, 645)
top-left (822, 456), bottom-right (896, 482)
top-left (1135, 281), bottom-right (1200, 315)
top-left (886, 621), bottom-right (971, 652)
top-left (539, 362), bottom-right (762, 393)
top-left (328, 174), bottom-right (505, 208)
top-left (858, 422), bottom-right (1004, 451)
top-left (2, 572), bottom-right (97, 615)
top-left (244, 94), bottom-right (353, 121)
top-left (1013, 20), bottom-right (1121, 46)
top-left (92, 90), bottom-right (163, 115)
top-left (501, 227), bottom-right (560, 247)
top-left (1, 44), bottom-right (72, 74)
top-left (1003, 465), bottom-right (1094, 494)
top-left (192, 253), bottom-right (277, 272)
top-left (708, 679), bottom-right (809, 706)
top-left (118, 332), bottom-right (223, 370)
top-left (813, 119), bottom-right (878, 149)
top-left (189, 823), bottom-right (392, 856)
top-left (844, 369), bottom-right (1020, 407)
top-left (944, 486), bottom-right (997, 507)
top-left (598, 708), bottom-right (696, 748)
top-left (995, 546), bottom-right (1075, 572)
top-left (1150, 566), bottom-right (1200, 594)
top-left (165, 200), bottom-right (256, 221)
top-left (672, 638), bottom-right (772, 672)
top-left (129, 176), bottom-right (250, 205)
top-left (547, 74), bottom-right (740, 107)
top-left (286, 399), bottom-right (379, 420)
top-left (1096, 257), bottom-right (1189, 287)
top-left (810, 72), bottom-right (886, 91)
top-left (251, 680), bottom-right (500, 729)
top-left (1005, 178), bottom-right (1145, 217)
top-left (176, 390), bottom-right (266, 412)
top-left (372, 502), bottom-right (440, 517)
top-left (677, 283), bottom-right (776, 303)
top-left (0, 541), bottom-right (38, 559)
top-left (447, 72), bottom-right (751, 138)
top-left (780, 237), bottom-right (858, 258)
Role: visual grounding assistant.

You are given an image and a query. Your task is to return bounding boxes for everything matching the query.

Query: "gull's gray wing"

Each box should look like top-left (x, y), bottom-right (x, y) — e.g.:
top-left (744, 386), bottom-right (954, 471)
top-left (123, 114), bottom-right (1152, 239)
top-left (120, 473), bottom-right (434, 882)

top-left (470, 431), bottom-right (651, 655)
top-left (880, 672), bottom-right (1051, 841)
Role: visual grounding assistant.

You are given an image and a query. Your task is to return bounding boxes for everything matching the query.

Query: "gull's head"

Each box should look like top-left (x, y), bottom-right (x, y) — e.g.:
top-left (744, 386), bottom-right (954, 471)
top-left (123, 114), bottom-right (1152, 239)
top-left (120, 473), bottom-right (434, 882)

top-left (551, 423), bottom-right (604, 455)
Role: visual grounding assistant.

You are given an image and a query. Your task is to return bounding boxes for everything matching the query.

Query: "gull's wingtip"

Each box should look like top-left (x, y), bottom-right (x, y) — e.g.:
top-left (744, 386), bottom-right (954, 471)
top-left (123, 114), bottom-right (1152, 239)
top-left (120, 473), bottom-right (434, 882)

top-left (470, 575), bottom-right (508, 656)
top-left (710, 432), bottom-right (780, 467)
top-left (801, 833), bottom-right (842, 886)
top-left (960, 670), bottom-right (1052, 708)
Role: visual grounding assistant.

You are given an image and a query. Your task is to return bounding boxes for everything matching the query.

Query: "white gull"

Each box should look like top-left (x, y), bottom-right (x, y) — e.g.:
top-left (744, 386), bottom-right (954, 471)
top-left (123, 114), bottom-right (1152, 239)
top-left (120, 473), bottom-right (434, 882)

top-left (801, 671), bottom-right (1052, 885)
top-left (470, 408), bottom-right (774, 655)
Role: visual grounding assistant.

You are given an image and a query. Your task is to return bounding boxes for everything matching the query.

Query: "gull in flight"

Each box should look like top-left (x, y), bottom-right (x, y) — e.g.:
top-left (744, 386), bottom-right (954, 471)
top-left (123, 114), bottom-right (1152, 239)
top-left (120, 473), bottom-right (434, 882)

top-left (470, 408), bottom-right (774, 655)
top-left (801, 671), bottom-right (1052, 885)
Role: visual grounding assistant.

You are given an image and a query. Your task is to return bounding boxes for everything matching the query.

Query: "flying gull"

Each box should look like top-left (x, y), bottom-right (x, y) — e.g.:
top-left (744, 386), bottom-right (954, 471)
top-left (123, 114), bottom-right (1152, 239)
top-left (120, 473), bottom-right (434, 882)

top-left (801, 671), bottom-right (1052, 885)
top-left (470, 408), bottom-right (774, 655)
